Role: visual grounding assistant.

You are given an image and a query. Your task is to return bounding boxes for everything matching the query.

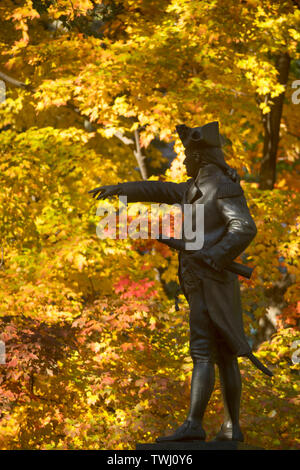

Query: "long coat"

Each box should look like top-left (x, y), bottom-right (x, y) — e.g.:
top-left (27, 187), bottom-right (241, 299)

top-left (119, 165), bottom-right (272, 375)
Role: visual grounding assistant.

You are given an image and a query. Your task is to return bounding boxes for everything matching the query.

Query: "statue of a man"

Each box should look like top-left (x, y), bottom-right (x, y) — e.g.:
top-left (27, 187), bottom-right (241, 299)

top-left (89, 121), bottom-right (272, 443)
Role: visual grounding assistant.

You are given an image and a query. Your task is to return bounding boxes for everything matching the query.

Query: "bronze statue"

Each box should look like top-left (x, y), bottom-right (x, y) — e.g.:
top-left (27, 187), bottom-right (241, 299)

top-left (89, 121), bottom-right (273, 443)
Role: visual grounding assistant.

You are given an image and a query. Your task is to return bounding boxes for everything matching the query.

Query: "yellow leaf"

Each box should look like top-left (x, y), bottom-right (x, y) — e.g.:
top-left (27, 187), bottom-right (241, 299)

top-left (74, 253), bottom-right (86, 271)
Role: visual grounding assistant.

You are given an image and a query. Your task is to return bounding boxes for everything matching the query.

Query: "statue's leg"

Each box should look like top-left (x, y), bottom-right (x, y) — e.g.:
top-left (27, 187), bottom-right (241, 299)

top-left (214, 350), bottom-right (244, 441)
top-left (186, 359), bottom-right (215, 427)
top-left (156, 282), bottom-right (215, 443)
top-left (186, 285), bottom-right (216, 428)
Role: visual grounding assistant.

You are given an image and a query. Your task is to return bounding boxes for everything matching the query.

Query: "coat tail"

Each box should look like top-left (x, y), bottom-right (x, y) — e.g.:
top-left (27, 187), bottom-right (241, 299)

top-left (247, 352), bottom-right (273, 377)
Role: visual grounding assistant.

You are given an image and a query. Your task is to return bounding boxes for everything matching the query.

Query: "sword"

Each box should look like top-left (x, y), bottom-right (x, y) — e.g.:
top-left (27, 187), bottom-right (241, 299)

top-left (157, 237), bottom-right (254, 279)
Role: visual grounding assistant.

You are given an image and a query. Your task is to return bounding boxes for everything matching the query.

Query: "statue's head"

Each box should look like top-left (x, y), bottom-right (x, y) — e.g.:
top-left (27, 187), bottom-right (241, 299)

top-left (183, 147), bottom-right (203, 177)
top-left (176, 121), bottom-right (223, 149)
top-left (176, 121), bottom-right (227, 177)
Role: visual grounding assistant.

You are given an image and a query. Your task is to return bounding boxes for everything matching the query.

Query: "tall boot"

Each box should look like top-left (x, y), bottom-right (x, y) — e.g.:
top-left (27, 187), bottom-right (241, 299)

top-left (156, 361), bottom-right (215, 442)
top-left (214, 356), bottom-right (244, 442)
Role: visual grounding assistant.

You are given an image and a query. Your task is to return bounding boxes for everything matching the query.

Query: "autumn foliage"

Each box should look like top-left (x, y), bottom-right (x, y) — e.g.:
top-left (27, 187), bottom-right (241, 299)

top-left (0, 0), bottom-right (299, 450)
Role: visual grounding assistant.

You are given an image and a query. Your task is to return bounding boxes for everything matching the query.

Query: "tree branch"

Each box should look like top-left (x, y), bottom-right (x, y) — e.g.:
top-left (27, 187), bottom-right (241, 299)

top-left (134, 129), bottom-right (148, 180)
top-left (114, 131), bottom-right (134, 146)
top-left (0, 71), bottom-right (33, 91)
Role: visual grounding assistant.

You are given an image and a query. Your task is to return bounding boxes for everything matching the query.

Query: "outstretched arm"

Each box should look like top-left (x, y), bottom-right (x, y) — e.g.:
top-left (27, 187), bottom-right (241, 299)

top-left (89, 180), bottom-right (190, 205)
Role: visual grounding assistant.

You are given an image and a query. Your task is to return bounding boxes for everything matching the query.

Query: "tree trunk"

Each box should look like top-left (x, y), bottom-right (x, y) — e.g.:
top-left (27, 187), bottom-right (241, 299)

top-left (134, 129), bottom-right (148, 180)
top-left (259, 53), bottom-right (291, 190)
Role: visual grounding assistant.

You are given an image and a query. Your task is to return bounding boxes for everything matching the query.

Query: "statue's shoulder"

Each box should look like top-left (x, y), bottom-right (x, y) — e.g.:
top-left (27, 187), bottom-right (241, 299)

top-left (216, 173), bottom-right (244, 199)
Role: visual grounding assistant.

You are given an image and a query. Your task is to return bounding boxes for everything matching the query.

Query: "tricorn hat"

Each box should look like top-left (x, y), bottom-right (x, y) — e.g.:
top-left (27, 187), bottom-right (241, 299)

top-left (176, 121), bottom-right (226, 149)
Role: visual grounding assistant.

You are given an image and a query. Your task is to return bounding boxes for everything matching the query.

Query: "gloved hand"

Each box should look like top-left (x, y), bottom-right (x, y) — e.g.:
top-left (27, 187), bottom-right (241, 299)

top-left (190, 251), bottom-right (223, 272)
top-left (88, 184), bottom-right (122, 200)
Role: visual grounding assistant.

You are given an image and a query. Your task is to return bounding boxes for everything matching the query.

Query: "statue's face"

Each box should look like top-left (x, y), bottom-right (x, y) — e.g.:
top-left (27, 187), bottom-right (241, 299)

top-left (183, 147), bottom-right (201, 177)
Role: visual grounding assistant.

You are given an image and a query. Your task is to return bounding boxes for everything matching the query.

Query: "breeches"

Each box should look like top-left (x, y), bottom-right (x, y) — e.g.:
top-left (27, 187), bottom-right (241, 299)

top-left (187, 280), bottom-right (235, 364)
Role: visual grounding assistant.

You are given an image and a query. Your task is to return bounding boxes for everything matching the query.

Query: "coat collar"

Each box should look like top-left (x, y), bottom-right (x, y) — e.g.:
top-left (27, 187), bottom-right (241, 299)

top-left (185, 164), bottom-right (222, 203)
top-left (194, 163), bottom-right (222, 183)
